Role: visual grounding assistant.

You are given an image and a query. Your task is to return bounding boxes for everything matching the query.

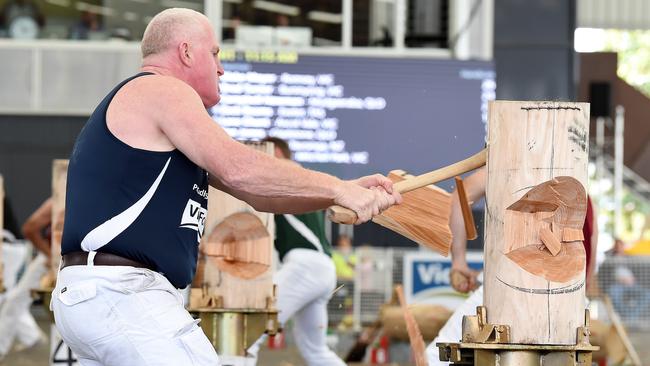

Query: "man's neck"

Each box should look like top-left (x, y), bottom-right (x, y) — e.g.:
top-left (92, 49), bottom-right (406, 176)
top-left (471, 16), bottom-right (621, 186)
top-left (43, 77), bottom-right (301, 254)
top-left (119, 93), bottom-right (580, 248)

top-left (141, 64), bottom-right (174, 77)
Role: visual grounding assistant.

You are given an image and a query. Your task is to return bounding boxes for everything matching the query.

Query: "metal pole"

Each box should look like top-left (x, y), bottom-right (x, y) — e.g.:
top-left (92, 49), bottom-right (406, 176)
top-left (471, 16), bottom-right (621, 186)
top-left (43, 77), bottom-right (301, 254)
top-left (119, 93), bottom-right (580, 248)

top-left (450, 0), bottom-right (471, 59)
top-left (481, 0), bottom-right (494, 60)
top-left (394, 0), bottom-right (406, 49)
top-left (614, 106), bottom-right (625, 238)
top-left (205, 0), bottom-right (223, 44)
top-left (352, 250), bottom-right (362, 331)
top-left (342, 0), bottom-right (353, 49)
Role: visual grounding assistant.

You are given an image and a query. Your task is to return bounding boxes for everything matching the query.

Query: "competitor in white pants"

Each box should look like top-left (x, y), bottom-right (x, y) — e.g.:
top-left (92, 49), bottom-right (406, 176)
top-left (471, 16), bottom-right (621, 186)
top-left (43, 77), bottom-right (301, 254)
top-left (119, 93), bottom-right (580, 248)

top-left (247, 137), bottom-right (346, 366)
top-left (0, 253), bottom-right (48, 359)
top-left (427, 168), bottom-right (485, 365)
top-left (0, 198), bottom-right (53, 359)
top-left (275, 248), bottom-right (343, 365)
top-left (0, 232), bottom-right (36, 361)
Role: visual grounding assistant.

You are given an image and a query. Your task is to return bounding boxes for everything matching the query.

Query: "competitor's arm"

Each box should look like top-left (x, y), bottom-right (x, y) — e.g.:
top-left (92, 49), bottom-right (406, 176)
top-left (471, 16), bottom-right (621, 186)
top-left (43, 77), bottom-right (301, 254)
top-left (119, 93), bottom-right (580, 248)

top-left (212, 174), bottom-right (400, 215)
top-left (151, 77), bottom-right (400, 223)
top-left (450, 167), bottom-right (486, 293)
top-left (22, 197), bottom-right (53, 258)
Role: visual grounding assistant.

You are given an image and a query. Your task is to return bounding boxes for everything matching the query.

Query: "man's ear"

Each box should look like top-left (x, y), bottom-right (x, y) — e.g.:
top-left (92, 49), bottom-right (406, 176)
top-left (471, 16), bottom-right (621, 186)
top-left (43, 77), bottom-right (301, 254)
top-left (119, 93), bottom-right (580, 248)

top-left (179, 42), bottom-right (192, 66)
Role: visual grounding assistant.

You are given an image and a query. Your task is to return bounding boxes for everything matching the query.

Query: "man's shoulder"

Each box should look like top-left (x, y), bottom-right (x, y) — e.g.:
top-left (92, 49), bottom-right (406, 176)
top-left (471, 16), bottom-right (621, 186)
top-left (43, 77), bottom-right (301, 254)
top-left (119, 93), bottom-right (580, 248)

top-left (117, 75), bottom-right (203, 120)
top-left (128, 75), bottom-right (196, 101)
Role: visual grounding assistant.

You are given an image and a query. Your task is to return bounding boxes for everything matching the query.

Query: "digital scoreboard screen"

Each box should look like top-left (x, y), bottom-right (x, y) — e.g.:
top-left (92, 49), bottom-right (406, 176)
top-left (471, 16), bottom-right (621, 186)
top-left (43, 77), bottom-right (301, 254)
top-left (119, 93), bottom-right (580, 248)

top-left (210, 50), bottom-right (495, 190)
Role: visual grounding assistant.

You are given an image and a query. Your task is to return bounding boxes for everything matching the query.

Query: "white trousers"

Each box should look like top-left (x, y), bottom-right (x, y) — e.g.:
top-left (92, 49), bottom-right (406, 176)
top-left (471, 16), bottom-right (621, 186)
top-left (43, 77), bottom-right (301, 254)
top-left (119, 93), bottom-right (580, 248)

top-left (52, 264), bottom-right (220, 366)
top-left (1, 243), bottom-right (30, 291)
top-left (250, 249), bottom-right (345, 366)
top-left (0, 253), bottom-right (47, 355)
top-left (426, 285), bottom-right (483, 366)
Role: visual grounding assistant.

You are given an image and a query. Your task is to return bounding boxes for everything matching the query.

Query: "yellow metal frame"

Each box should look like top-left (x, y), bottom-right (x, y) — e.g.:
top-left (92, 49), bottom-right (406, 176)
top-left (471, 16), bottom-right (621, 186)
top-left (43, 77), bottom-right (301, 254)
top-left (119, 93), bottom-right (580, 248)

top-left (437, 306), bottom-right (598, 366)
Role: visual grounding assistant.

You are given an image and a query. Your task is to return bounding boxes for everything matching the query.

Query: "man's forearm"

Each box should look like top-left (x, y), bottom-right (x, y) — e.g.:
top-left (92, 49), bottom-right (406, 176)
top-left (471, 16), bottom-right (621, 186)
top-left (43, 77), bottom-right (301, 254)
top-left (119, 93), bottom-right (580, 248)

top-left (213, 143), bottom-right (343, 202)
top-left (450, 191), bottom-right (469, 265)
top-left (31, 236), bottom-right (51, 257)
top-left (22, 198), bottom-right (54, 258)
top-left (213, 182), bottom-right (332, 214)
top-left (24, 226), bottom-right (51, 257)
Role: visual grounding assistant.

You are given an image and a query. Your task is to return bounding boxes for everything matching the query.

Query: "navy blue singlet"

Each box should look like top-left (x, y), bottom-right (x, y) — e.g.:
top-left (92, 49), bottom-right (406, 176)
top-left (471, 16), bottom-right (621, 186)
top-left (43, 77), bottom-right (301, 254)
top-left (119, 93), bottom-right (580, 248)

top-left (61, 73), bottom-right (209, 288)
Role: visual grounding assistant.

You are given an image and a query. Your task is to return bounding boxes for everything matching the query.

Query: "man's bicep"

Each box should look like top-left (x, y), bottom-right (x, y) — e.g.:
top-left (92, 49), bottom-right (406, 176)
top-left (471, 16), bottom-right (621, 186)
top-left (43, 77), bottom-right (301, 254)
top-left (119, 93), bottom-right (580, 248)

top-left (155, 88), bottom-right (238, 176)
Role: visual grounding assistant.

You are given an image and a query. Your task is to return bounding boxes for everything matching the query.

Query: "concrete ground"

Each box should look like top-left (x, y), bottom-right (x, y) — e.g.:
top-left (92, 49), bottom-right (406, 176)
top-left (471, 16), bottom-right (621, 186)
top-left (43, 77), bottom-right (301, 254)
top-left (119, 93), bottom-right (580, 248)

top-left (2, 305), bottom-right (649, 365)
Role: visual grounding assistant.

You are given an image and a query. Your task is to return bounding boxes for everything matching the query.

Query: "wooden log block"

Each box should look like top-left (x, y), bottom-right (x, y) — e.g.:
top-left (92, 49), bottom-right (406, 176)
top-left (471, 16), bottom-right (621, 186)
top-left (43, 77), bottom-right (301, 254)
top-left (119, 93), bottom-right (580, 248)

top-left (590, 318), bottom-right (627, 364)
top-left (51, 160), bottom-right (68, 275)
top-left (484, 101), bottom-right (589, 344)
top-left (381, 304), bottom-right (452, 342)
top-left (204, 212), bottom-right (271, 279)
top-left (195, 142), bottom-right (275, 310)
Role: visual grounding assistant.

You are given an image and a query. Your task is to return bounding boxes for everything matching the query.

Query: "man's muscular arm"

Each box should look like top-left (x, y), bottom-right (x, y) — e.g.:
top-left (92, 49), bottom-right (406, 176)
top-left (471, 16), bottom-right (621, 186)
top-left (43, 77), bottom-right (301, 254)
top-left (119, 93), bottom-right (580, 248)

top-left (22, 197), bottom-right (53, 258)
top-left (150, 77), bottom-right (400, 222)
top-left (213, 174), bottom-right (399, 215)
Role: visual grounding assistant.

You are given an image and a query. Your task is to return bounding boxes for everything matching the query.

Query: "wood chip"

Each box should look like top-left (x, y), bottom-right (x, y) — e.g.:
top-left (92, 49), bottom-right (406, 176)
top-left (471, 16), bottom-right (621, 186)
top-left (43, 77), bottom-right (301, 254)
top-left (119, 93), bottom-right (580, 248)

top-left (540, 227), bottom-right (562, 256)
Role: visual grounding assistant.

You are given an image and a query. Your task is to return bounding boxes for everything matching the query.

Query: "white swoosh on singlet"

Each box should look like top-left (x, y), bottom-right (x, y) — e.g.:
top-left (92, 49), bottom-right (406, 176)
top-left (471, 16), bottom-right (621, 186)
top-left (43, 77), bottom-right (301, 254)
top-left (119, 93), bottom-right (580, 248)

top-left (283, 214), bottom-right (324, 253)
top-left (80, 157), bottom-right (171, 252)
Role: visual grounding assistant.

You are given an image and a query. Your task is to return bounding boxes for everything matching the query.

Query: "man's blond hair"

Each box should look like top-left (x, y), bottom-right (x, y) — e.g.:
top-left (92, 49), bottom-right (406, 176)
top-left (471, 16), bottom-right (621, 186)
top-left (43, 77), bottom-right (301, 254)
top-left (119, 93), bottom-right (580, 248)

top-left (141, 8), bottom-right (208, 58)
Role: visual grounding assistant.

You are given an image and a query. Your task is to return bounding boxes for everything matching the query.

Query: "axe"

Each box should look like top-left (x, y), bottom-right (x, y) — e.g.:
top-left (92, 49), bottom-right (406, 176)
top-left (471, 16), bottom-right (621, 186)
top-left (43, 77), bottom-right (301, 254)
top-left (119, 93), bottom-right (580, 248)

top-left (329, 149), bottom-right (486, 224)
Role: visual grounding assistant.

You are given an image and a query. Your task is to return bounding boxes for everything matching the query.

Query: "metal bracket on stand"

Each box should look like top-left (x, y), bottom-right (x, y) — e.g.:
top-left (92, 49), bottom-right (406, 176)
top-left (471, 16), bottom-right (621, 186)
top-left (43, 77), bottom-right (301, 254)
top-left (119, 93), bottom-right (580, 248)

top-left (192, 295), bottom-right (280, 357)
top-left (437, 306), bottom-right (598, 366)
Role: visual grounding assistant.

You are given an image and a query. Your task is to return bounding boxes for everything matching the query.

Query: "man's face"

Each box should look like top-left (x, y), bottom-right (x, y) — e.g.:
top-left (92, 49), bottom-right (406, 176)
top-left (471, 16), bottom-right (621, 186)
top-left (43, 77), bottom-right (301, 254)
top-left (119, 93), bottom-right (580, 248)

top-left (189, 21), bottom-right (224, 108)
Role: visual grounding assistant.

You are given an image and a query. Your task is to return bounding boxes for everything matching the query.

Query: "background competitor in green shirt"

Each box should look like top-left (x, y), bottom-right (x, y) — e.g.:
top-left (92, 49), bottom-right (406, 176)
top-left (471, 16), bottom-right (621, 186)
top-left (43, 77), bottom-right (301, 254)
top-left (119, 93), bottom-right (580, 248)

top-left (248, 137), bottom-right (346, 366)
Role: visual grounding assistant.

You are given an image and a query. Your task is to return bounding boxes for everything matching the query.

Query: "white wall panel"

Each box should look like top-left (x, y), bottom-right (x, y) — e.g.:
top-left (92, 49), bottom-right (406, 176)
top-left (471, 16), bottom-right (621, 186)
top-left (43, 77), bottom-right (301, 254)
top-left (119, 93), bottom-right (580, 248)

top-left (0, 41), bottom-right (141, 115)
top-left (41, 49), bottom-right (140, 112)
top-left (0, 49), bottom-right (32, 111)
top-left (578, 0), bottom-right (650, 29)
top-left (0, 40), bottom-right (449, 116)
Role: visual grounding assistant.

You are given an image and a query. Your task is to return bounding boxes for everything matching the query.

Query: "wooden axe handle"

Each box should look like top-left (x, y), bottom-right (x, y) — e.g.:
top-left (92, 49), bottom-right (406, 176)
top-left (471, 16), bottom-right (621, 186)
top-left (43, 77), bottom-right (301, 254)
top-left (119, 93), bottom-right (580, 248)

top-left (328, 148), bottom-right (487, 225)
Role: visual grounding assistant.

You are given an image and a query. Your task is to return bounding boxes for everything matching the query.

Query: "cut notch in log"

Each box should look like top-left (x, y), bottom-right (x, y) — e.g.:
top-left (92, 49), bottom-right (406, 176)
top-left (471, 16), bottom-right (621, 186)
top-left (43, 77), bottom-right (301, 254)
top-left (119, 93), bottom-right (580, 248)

top-left (503, 176), bottom-right (587, 282)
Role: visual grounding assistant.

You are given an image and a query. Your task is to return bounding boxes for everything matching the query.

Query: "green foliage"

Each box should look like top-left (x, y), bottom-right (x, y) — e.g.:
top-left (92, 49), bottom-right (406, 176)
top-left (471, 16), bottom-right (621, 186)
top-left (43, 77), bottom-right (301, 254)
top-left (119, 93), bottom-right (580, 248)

top-left (603, 30), bottom-right (650, 97)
